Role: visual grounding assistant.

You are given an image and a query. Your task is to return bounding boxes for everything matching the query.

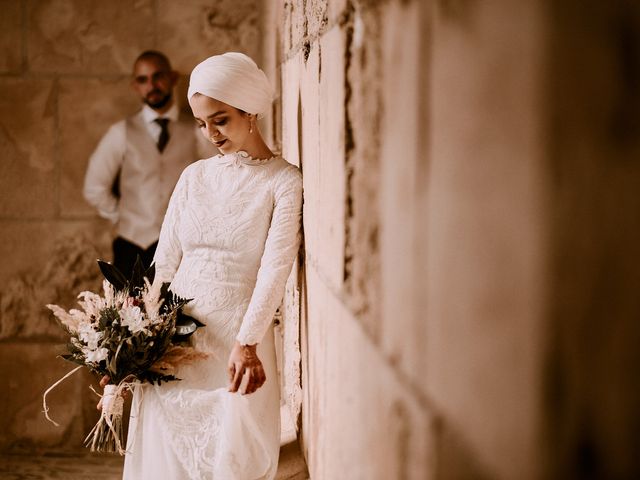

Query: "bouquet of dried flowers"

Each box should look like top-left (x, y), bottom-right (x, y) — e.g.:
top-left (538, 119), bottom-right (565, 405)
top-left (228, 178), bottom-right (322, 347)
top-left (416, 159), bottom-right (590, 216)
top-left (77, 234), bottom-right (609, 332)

top-left (43, 258), bottom-right (207, 455)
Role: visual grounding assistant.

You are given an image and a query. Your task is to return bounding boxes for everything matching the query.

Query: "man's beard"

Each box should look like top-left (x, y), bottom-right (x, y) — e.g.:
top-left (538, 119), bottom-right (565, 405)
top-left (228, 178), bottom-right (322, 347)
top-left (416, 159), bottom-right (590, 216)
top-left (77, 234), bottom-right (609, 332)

top-left (145, 90), bottom-right (172, 109)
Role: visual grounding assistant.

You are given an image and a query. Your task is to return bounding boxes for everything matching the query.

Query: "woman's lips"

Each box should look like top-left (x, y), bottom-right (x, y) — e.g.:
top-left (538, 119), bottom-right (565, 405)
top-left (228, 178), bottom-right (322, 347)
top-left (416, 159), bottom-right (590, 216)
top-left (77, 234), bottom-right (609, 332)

top-left (214, 139), bottom-right (227, 148)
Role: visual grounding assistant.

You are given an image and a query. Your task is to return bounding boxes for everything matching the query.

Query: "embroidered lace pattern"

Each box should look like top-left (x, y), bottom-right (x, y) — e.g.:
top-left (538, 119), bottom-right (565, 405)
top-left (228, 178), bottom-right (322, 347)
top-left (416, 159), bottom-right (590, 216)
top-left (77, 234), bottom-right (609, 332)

top-left (139, 152), bottom-right (302, 479)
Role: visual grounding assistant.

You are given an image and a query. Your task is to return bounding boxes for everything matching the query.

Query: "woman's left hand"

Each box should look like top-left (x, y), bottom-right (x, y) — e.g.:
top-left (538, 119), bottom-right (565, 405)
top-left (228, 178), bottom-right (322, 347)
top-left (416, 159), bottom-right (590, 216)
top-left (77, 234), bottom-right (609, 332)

top-left (227, 341), bottom-right (266, 395)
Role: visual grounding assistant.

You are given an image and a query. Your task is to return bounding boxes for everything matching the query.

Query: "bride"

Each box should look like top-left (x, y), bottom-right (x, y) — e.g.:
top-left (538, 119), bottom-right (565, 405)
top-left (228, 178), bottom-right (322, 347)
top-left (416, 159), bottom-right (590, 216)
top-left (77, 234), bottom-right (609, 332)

top-left (122, 52), bottom-right (303, 479)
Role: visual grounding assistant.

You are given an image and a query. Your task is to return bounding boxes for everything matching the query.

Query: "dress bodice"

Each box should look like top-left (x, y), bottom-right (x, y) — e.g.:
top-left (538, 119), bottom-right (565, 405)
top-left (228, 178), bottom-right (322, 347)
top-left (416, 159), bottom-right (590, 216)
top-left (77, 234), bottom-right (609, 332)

top-left (153, 151), bottom-right (303, 348)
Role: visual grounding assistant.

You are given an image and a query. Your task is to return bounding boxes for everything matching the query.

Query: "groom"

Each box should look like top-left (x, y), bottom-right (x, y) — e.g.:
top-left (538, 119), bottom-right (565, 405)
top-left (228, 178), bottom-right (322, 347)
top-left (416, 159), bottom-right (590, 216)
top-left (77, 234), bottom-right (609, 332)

top-left (83, 50), bottom-right (213, 277)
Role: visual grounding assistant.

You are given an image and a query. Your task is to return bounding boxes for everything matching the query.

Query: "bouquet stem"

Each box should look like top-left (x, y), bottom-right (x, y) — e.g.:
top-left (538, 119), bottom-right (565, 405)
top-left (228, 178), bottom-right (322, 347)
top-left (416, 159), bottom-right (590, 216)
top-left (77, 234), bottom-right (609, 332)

top-left (85, 384), bottom-right (127, 454)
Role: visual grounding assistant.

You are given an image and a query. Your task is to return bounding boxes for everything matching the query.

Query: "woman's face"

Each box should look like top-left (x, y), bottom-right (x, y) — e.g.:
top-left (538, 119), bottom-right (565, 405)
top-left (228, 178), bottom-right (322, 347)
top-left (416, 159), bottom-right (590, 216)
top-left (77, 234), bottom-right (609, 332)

top-left (189, 94), bottom-right (251, 154)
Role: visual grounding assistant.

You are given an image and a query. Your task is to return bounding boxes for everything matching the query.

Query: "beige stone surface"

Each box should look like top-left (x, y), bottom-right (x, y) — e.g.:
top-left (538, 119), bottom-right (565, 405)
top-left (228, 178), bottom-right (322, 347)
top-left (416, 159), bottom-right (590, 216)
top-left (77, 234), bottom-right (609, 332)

top-left (278, 51), bottom-right (306, 438)
top-left (259, 0), bottom-right (283, 149)
top-left (280, 268), bottom-right (304, 422)
top-left (425, 0), bottom-right (547, 478)
top-left (304, 265), bottom-right (435, 480)
top-left (283, 0), bottom-right (306, 54)
top-left (286, 3), bottom-right (434, 478)
top-left (298, 43), bottom-right (328, 279)
top-left (326, 0), bottom-right (347, 27)
top-left (0, 78), bottom-right (56, 218)
top-left (0, 343), bottom-right (91, 451)
top-left (305, 0), bottom-right (328, 39)
top-left (315, 26), bottom-right (346, 290)
top-left (378, 0), bottom-right (422, 392)
top-left (157, 0), bottom-right (261, 74)
top-left (342, 4), bottom-right (383, 336)
top-left (281, 51), bottom-right (302, 166)
top-left (0, 219), bottom-right (110, 290)
top-left (0, 0), bottom-right (23, 73)
top-left (0, 221), bottom-right (111, 340)
top-left (58, 78), bottom-right (139, 217)
top-left (27, 0), bottom-right (154, 74)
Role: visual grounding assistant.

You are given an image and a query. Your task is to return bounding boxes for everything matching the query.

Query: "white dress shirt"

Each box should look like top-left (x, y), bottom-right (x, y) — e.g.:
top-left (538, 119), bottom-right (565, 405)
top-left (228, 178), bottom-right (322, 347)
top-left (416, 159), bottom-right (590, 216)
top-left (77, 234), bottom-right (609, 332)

top-left (83, 103), bottom-right (214, 248)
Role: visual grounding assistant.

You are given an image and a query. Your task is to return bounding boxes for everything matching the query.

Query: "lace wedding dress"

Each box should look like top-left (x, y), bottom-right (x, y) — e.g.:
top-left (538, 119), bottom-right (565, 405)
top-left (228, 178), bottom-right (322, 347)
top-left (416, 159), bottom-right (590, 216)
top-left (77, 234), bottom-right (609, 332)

top-left (122, 151), bottom-right (302, 480)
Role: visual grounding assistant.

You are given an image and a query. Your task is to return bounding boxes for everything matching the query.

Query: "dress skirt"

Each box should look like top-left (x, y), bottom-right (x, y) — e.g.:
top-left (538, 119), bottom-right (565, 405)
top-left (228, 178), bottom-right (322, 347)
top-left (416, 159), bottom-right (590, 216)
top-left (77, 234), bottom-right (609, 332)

top-left (122, 325), bottom-right (280, 480)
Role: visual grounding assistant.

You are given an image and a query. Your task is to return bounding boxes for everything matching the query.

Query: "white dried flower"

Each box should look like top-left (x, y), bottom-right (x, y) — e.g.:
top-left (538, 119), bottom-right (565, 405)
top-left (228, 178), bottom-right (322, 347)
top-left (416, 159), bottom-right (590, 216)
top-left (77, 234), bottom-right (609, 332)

top-left (77, 291), bottom-right (105, 319)
top-left (120, 305), bottom-right (147, 333)
top-left (83, 347), bottom-right (109, 364)
top-left (47, 304), bottom-right (81, 333)
top-left (141, 279), bottom-right (164, 324)
top-left (78, 323), bottom-right (103, 349)
top-left (102, 280), bottom-right (115, 306)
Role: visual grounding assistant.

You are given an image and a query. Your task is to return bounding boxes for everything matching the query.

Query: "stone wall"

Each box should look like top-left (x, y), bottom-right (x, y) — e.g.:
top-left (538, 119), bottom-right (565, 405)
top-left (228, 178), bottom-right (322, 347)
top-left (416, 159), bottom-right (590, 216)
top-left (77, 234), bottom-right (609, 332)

top-left (270, 0), bottom-right (436, 477)
top-left (270, 0), bottom-right (640, 478)
top-left (0, 0), bottom-right (261, 452)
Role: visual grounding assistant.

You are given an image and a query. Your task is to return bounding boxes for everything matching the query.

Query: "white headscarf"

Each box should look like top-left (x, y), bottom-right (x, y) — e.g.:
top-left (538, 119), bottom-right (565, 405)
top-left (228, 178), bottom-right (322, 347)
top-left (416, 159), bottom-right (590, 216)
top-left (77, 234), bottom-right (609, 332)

top-left (187, 52), bottom-right (274, 117)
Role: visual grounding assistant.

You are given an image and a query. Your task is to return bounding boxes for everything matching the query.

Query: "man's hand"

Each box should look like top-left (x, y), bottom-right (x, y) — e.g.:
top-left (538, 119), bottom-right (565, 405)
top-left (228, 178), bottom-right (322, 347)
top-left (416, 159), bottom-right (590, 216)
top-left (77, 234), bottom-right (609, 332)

top-left (227, 341), bottom-right (266, 395)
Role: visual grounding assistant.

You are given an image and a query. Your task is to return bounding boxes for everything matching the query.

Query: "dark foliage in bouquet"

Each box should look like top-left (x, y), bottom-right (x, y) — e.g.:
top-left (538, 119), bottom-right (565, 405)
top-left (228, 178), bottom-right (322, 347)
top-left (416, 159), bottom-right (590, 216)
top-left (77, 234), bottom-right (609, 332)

top-left (44, 257), bottom-right (207, 454)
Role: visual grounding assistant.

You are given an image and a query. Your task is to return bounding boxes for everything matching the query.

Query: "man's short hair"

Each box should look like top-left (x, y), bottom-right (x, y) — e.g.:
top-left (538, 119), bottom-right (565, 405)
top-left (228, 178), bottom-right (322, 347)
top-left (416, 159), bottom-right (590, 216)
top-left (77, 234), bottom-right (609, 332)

top-left (134, 50), bottom-right (172, 71)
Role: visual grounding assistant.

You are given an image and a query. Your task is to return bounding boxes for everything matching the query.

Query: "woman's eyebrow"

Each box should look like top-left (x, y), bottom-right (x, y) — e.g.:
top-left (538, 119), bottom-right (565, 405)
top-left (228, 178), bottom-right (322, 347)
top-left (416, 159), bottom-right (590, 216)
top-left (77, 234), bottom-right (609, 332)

top-left (207, 111), bottom-right (226, 119)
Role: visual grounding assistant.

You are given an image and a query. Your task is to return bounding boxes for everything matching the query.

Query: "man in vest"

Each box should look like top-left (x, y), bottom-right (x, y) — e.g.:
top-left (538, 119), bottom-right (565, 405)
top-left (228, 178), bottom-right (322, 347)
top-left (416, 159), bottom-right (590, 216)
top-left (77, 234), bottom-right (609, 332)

top-left (83, 50), bottom-right (213, 277)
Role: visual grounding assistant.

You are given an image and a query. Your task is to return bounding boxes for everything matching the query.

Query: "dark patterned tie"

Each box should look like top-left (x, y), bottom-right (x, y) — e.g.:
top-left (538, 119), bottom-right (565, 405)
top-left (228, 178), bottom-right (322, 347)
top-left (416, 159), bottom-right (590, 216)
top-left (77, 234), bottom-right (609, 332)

top-left (154, 118), bottom-right (170, 153)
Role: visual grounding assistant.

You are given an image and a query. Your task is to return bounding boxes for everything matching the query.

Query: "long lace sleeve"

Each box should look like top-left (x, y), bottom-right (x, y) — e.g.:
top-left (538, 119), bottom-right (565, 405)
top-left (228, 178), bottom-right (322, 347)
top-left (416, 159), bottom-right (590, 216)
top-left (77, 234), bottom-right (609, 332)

top-left (236, 166), bottom-right (303, 345)
top-left (153, 166), bottom-right (190, 284)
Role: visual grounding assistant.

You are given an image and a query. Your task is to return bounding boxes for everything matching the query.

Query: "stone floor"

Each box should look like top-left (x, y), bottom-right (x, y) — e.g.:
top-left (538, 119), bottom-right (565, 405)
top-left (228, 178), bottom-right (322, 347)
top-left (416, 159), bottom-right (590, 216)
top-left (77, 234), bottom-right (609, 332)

top-left (0, 403), bottom-right (308, 480)
top-left (0, 452), bottom-right (123, 480)
top-left (0, 442), bottom-right (308, 480)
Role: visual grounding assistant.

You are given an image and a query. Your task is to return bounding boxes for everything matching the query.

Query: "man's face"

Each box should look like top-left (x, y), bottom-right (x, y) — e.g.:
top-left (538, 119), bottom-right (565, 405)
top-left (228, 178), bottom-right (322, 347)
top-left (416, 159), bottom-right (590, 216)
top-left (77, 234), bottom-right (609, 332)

top-left (131, 58), bottom-right (177, 110)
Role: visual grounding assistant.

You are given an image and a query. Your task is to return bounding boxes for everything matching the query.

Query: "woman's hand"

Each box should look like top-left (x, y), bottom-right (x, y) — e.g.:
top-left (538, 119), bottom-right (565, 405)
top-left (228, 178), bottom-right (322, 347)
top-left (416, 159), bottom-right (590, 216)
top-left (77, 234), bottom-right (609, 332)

top-left (227, 341), bottom-right (266, 395)
top-left (96, 375), bottom-right (111, 410)
top-left (99, 375), bottom-right (111, 388)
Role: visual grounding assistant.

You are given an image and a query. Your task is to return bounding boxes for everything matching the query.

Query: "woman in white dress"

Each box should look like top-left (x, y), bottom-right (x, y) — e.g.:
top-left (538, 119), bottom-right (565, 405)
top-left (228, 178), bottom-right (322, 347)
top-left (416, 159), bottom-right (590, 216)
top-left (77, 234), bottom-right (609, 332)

top-left (122, 52), bottom-right (303, 480)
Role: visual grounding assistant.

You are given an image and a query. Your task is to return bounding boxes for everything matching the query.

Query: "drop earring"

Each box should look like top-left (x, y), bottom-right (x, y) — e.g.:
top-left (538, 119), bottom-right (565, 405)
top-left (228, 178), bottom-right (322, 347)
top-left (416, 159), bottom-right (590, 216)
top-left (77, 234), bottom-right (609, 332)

top-left (249, 116), bottom-right (254, 134)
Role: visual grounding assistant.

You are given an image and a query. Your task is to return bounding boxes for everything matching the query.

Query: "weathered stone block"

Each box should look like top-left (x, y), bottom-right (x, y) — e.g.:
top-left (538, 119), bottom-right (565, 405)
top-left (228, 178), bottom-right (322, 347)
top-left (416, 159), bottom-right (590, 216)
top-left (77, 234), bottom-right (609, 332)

top-left (316, 26), bottom-right (346, 290)
top-left (281, 53), bottom-right (302, 166)
top-left (342, 5), bottom-right (383, 336)
top-left (0, 0), bottom-right (23, 73)
top-left (0, 78), bottom-right (56, 218)
top-left (299, 42), bottom-right (322, 249)
top-left (280, 52), bottom-right (305, 432)
top-left (157, 0), bottom-right (261, 74)
top-left (0, 343), bottom-right (96, 451)
top-left (284, 33), bottom-right (346, 295)
top-left (304, 265), bottom-right (436, 479)
top-left (280, 261), bottom-right (303, 427)
top-left (306, 0), bottom-right (328, 38)
top-left (58, 78), bottom-right (139, 217)
top-left (27, 0), bottom-right (154, 74)
top-left (0, 220), bottom-right (111, 340)
top-left (425, 0), bottom-right (547, 478)
top-left (327, 0), bottom-right (348, 27)
top-left (377, 0), bottom-right (423, 393)
top-left (258, 0), bottom-right (282, 148)
top-left (283, 0), bottom-right (307, 54)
